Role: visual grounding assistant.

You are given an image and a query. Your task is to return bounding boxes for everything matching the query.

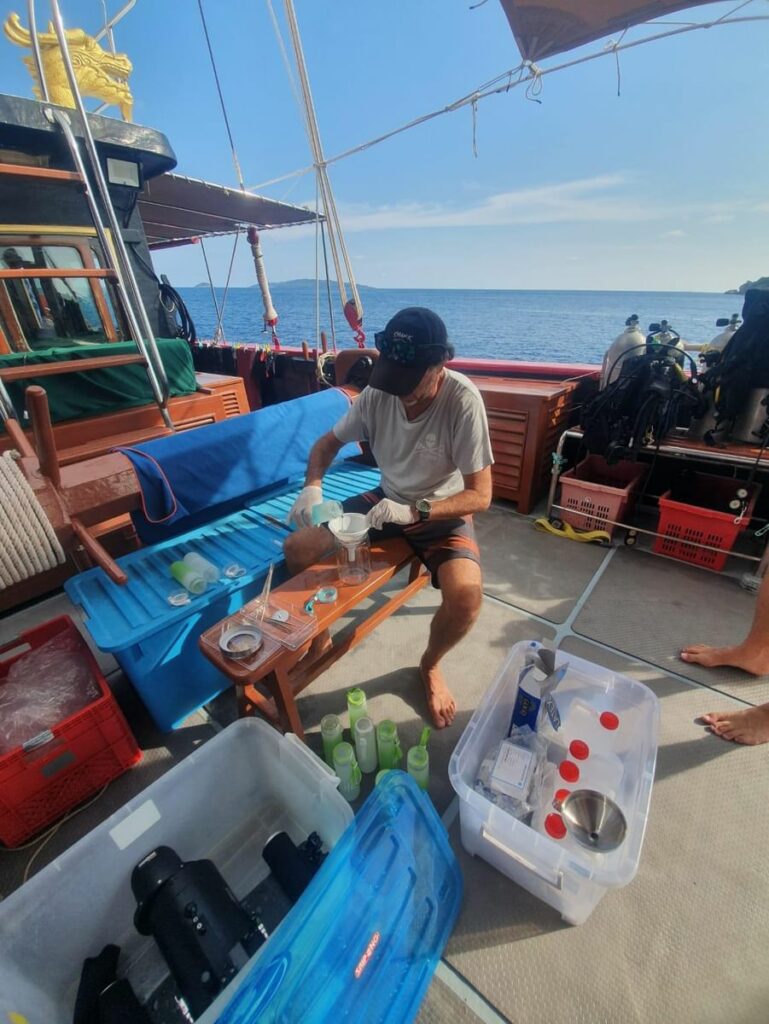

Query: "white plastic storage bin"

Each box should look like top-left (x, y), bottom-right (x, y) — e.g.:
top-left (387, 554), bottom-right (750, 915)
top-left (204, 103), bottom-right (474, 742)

top-left (0, 719), bottom-right (353, 1024)
top-left (449, 641), bottom-right (659, 924)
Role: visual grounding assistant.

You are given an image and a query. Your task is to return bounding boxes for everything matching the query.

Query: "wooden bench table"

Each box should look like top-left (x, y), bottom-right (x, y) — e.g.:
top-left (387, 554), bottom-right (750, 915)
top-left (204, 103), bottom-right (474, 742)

top-left (199, 538), bottom-right (429, 740)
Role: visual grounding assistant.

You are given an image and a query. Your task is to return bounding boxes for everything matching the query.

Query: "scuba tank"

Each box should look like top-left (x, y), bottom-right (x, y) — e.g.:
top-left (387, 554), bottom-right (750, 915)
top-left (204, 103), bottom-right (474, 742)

top-left (688, 316), bottom-right (741, 439)
top-left (647, 320), bottom-right (684, 362)
top-left (600, 314), bottom-right (645, 388)
top-left (702, 314), bottom-right (741, 359)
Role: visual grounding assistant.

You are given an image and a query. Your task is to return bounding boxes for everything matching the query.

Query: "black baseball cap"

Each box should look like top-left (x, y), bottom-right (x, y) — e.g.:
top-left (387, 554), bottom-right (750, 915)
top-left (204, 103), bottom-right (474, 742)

top-left (369, 308), bottom-right (454, 397)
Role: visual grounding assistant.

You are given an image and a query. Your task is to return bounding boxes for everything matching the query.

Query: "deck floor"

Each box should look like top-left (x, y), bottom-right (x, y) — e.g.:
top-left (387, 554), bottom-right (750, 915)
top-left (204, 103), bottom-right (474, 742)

top-left (1, 502), bottom-right (767, 1022)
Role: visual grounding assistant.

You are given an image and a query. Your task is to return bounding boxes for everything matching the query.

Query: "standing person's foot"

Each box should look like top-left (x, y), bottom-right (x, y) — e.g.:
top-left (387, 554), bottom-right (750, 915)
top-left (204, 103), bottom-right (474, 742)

top-left (701, 705), bottom-right (769, 745)
top-left (419, 655), bottom-right (457, 728)
top-left (680, 643), bottom-right (769, 676)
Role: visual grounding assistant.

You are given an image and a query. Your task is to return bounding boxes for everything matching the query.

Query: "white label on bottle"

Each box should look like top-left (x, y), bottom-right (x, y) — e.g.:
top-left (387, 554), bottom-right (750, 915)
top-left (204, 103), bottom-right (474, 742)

top-left (490, 741), bottom-right (534, 798)
top-left (109, 799), bottom-right (161, 850)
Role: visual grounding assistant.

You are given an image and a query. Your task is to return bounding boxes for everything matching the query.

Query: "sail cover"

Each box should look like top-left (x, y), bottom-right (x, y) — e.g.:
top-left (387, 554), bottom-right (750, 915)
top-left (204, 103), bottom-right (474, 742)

top-left (498, 1), bottom-right (720, 61)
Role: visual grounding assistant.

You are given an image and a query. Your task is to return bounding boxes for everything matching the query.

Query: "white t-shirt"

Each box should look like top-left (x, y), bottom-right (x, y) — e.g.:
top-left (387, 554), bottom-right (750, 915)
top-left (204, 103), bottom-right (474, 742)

top-left (333, 370), bottom-right (494, 504)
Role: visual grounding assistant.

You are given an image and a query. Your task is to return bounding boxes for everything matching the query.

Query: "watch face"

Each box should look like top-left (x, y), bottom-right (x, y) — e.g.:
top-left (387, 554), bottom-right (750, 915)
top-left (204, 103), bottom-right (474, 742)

top-left (416, 499), bottom-right (430, 512)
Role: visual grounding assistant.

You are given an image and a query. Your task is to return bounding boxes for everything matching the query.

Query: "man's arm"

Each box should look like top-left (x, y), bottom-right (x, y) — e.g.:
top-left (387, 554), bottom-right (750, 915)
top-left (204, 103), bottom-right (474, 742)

top-left (286, 430), bottom-right (346, 527)
top-left (420, 466), bottom-right (492, 520)
top-left (305, 430), bottom-right (345, 487)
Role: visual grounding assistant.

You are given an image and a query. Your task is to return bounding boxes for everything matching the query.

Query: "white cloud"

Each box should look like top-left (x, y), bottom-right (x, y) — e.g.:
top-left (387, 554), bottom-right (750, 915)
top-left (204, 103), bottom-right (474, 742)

top-left (663, 229), bottom-right (686, 238)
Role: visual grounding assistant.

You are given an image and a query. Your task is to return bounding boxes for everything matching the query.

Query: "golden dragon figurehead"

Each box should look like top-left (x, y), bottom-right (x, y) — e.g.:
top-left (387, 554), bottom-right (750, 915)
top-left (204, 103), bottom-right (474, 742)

top-left (3, 11), bottom-right (134, 121)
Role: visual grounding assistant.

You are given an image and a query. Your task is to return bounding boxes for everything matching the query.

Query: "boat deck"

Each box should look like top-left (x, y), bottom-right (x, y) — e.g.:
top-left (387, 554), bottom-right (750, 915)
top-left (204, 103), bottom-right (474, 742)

top-left (1, 502), bottom-right (767, 1023)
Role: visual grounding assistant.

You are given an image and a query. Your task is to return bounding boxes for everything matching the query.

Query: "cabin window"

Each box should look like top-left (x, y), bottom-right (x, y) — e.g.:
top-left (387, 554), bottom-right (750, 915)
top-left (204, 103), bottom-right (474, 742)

top-left (0, 242), bottom-right (119, 351)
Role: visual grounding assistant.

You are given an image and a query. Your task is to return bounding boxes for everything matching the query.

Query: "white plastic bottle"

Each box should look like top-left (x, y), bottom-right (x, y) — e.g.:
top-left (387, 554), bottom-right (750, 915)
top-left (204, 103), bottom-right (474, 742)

top-left (600, 315), bottom-right (645, 388)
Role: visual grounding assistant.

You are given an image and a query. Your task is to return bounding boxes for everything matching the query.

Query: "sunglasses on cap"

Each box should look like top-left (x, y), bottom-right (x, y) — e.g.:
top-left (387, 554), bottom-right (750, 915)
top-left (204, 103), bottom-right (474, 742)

top-left (374, 331), bottom-right (448, 366)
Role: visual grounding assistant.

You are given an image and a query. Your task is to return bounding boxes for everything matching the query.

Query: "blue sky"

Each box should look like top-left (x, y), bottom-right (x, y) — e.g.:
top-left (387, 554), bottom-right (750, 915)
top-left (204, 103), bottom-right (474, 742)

top-left (3, 1), bottom-right (769, 291)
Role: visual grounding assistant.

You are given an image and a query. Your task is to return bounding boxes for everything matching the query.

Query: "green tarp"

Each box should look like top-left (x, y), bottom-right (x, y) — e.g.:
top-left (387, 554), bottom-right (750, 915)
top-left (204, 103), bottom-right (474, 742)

top-left (0, 338), bottom-right (196, 426)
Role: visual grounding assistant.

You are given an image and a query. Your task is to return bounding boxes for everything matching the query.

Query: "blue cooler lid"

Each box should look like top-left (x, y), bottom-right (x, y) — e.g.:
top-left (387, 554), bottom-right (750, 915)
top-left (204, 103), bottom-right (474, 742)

top-left (205, 771), bottom-right (462, 1024)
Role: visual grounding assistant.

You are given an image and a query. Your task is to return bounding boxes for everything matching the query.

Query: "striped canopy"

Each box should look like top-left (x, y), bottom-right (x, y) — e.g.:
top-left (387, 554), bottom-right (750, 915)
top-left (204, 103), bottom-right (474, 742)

top-left (498, 1), bottom-right (720, 60)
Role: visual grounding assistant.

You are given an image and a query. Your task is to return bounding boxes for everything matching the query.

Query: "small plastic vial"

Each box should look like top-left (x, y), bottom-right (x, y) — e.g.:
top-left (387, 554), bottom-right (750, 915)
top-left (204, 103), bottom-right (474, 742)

top-left (376, 720), bottom-right (402, 770)
top-left (332, 742), bottom-right (362, 802)
top-left (347, 687), bottom-right (368, 733)
top-left (183, 552), bottom-right (220, 582)
top-left (169, 560), bottom-right (206, 595)
top-left (353, 716), bottom-right (378, 774)
top-left (407, 744), bottom-right (429, 791)
top-left (320, 714), bottom-right (344, 767)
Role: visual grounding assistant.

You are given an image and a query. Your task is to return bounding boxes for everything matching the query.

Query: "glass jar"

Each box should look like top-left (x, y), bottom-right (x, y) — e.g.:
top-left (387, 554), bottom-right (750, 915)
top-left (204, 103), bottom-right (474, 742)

top-left (335, 536), bottom-right (371, 585)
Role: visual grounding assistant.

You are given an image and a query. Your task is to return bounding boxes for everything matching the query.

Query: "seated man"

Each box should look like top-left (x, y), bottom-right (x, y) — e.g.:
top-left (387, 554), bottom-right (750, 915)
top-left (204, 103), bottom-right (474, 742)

top-left (285, 307), bottom-right (493, 728)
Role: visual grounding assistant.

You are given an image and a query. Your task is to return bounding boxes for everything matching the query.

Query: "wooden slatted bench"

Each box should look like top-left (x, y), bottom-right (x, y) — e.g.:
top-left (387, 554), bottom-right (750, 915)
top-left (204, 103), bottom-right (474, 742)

top-left (199, 537), bottom-right (429, 740)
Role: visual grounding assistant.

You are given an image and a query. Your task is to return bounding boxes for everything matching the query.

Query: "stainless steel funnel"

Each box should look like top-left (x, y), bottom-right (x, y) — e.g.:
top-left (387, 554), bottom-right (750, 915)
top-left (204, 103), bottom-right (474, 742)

top-left (557, 789), bottom-right (627, 853)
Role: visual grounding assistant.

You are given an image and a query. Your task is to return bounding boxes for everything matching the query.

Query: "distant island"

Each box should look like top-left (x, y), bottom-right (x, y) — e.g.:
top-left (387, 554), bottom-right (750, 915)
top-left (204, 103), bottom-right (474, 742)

top-left (191, 278), bottom-right (377, 290)
top-left (726, 276), bottom-right (769, 294)
top-left (251, 278), bottom-right (377, 291)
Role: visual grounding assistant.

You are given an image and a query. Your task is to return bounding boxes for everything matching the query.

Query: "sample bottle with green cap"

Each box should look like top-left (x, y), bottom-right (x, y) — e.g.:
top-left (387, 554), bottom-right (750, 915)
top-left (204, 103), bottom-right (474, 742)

top-left (169, 560), bottom-right (207, 596)
top-left (407, 727), bottom-right (431, 791)
top-left (320, 714), bottom-right (344, 766)
top-left (332, 742), bottom-right (362, 802)
top-left (377, 720), bottom-right (402, 770)
top-left (353, 716), bottom-right (378, 774)
top-left (347, 687), bottom-right (368, 734)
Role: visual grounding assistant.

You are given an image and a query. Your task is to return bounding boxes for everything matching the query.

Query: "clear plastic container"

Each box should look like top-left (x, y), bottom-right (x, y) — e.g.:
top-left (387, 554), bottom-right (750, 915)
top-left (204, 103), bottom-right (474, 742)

top-left (449, 640), bottom-right (660, 925)
top-left (336, 535), bottom-right (371, 585)
top-left (0, 719), bottom-right (353, 1024)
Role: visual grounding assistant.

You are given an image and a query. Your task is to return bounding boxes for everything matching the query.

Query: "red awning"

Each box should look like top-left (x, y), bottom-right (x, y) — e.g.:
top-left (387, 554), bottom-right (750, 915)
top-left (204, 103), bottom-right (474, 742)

top-left (498, 1), bottom-right (721, 61)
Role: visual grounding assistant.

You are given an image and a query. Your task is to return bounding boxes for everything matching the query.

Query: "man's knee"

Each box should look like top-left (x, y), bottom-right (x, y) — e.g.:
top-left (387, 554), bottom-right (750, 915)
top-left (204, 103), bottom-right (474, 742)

top-left (439, 562), bottom-right (483, 624)
top-left (450, 582), bottom-right (483, 624)
top-left (283, 526), bottom-right (331, 573)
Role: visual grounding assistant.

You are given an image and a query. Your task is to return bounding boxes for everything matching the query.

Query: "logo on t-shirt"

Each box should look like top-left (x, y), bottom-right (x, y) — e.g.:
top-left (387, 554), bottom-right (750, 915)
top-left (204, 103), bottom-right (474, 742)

top-left (416, 432), bottom-right (445, 459)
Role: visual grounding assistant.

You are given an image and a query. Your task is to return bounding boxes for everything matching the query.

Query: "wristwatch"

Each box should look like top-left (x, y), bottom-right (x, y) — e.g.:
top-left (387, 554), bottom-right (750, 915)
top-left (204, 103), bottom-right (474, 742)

top-left (415, 498), bottom-right (432, 522)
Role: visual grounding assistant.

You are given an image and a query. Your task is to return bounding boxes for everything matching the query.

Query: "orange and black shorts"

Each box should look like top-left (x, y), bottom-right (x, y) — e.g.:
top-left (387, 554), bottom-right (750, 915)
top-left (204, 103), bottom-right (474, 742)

top-left (340, 487), bottom-right (481, 589)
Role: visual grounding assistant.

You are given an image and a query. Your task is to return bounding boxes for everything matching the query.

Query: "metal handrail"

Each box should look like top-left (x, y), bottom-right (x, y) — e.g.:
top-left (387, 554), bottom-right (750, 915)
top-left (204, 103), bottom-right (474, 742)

top-left (47, 107), bottom-right (172, 428)
top-left (47, 0), bottom-right (173, 428)
top-left (0, 378), bottom-right (19, 424)
top-left (27, 0), bottom-right (49, 103)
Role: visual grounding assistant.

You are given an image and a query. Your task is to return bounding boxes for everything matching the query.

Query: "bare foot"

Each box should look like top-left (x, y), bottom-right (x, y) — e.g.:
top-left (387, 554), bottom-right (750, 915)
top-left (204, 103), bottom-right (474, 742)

top-left (419, 656), bottom-right (457, 729)
top-left (680, 643), bottom-right (769, 676)
top-left (701, 705), bottom-right (769, 745)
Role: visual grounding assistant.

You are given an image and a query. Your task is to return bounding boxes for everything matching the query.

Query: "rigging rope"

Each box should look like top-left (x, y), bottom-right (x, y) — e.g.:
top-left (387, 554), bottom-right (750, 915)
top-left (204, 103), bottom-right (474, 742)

top-left (282, 0), bottom-right (366, 346)
top-left (249, 10), bottom-right (769, 192)
top-left (214, 228), bottom-right (242, 342)
top-left (0, 452), bottom-right (65, 590)
top-left (196, 0), bottom-right (246, 190)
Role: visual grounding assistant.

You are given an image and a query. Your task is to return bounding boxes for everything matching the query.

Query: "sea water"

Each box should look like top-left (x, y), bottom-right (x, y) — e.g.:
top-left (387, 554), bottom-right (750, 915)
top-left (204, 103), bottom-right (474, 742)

top-left (179, 283), bottom-right (739, 364)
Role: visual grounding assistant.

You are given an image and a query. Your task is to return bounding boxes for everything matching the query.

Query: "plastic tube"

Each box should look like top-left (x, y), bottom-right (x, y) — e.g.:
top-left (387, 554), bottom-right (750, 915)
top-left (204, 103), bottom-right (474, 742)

top-left (376, 720), bottom-right (402, 770)
top-left (353, 716), bottom-right (378, 774)
top-left (320, 714), bottom-right (344, 766)
top-left (332, 742), bottom-right (362, 802)
top-left (169, 561), bottom-right (206, 596)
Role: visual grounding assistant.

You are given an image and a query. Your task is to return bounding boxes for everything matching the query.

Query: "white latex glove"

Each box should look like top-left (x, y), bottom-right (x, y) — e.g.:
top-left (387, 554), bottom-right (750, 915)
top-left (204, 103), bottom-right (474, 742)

top-left (287, 485), bottom-right (323, 528)
top-left (368, 498), bottom-right (417, 530)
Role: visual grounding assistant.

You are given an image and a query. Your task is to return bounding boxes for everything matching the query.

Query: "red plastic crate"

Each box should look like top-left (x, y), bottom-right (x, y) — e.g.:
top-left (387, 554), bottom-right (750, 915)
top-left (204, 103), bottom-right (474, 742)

top-left (559, 455), bottom-right (646, 538)
top-left (0, 616), bottom-right (141, 847)
top-left (653, 474), bottom-right (760, 571)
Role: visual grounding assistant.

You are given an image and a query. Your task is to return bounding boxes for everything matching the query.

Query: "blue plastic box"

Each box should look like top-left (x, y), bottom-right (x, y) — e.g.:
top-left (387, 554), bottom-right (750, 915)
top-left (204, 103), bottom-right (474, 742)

top-left (66, 463), bottom-right (380, 730)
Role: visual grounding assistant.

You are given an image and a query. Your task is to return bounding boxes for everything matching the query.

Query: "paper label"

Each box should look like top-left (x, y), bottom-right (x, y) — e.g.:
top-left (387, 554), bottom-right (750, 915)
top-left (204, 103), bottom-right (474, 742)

top-left (490, 740), bottom-right (534, 797)
top-left (109, 799), bottom-right (160, 850)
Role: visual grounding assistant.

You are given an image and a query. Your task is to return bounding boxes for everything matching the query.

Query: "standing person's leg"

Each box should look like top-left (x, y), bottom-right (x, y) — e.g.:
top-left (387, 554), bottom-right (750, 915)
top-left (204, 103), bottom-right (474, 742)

top-left (681, 571), bottom-right (769, 675)
top-left (700, 703), bottom-right (769, 745)
top-left (419, 557), bottom-right (483, 728)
